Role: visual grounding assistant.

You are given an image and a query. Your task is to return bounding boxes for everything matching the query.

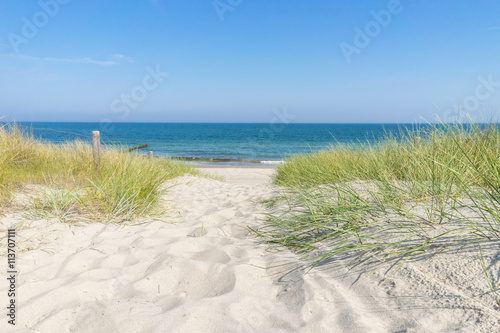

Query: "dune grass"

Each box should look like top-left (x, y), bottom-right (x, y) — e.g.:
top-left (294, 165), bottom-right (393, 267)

top-left (0, 123), bottom-right (195, 221)
top-left (254, 122), bottom-right (500, 298)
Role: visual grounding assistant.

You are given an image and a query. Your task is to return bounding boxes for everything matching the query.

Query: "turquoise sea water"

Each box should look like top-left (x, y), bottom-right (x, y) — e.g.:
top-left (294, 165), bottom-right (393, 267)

top-left (16, 122), bottom-right (428, 166)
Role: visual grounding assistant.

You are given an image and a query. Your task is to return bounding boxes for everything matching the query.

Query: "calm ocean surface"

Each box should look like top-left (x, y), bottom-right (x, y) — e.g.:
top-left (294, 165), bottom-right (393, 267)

top-left (17, 122), bottom-right (429, 166)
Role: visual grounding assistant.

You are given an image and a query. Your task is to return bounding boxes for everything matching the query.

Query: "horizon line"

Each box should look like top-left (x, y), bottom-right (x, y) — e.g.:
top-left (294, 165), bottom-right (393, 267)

top-left (4, 121), bottom-right (493, 125)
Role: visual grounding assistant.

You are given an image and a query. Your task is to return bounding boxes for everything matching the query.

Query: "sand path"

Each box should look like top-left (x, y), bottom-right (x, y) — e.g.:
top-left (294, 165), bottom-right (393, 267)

top-left (1, 168), bottom-right (500, 332)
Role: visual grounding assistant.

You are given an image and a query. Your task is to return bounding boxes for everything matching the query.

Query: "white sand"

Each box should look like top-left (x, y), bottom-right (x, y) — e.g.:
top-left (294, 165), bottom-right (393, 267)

top-left (1, 167), bottom-right (500, 332)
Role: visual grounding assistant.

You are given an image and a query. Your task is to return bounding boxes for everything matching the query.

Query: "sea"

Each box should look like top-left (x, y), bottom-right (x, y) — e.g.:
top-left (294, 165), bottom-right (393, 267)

top-left (15, 122), bottom-right (429, 166)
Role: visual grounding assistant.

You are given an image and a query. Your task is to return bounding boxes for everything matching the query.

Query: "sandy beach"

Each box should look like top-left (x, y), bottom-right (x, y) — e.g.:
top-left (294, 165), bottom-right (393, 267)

top-left (1, 167), bottom-right (499, 332)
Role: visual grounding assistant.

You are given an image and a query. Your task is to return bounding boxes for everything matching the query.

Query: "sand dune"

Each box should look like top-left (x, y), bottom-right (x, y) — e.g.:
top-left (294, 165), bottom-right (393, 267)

top-left (1, 167), bottom-right (499, 332)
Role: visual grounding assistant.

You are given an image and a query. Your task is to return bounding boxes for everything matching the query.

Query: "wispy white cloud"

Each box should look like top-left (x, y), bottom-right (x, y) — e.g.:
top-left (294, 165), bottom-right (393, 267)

top-left (46, 57), bottom-right (117, 65)
top-left (486, 26), bottom-right (500, 31)
top-left (2, 53), bottom-right (118, 65)
top-left (112, 53), bottom-right (134, 62)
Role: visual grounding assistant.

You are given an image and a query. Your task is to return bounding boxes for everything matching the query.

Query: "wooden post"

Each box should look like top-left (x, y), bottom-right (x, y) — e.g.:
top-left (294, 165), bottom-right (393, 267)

top-left (92, 131), bottom-right (101, 169)
top-left (149, 151), bottom-right (153, 162)
top-left (121, 144), bottom-right (148, 153)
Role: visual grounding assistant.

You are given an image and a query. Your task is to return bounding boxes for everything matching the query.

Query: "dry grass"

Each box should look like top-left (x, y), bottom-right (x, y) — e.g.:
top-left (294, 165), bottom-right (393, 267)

top-left (254, 122), bottom-right (500, 299)
top-left (0, 123), bottom-right (196, 221)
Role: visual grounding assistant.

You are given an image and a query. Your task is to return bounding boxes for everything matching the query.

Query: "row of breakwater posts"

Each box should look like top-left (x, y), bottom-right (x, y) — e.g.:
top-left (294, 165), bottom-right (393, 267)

top-left (91, 131), bottom-right (152, 168)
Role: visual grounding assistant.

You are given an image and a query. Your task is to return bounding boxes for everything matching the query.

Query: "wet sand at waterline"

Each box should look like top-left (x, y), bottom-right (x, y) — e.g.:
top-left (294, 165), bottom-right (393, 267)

top-left (1, 167), bottom-right (499, 332)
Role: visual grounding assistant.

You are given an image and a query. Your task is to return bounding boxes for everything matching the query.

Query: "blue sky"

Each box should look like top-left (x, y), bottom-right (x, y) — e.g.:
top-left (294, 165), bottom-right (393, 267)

top-left (1, 0), bottom-right (500, 123)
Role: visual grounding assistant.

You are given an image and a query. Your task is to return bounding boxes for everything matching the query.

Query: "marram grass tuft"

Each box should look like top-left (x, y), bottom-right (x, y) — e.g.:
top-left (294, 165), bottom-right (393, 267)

top-left (0, 123), bottom-right (195, 220)
top-left (256, 122), bottom-right (500, 300)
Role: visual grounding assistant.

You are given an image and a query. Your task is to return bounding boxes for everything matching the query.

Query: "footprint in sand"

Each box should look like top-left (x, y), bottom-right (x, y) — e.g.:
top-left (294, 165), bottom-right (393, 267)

top-left (229, 224), bottom-right (250, 238)
top-left (187, 227), bottom-right (208, 237)
top-left (191, 247), bottom-right (231, 264)
top-left (133, 260), bottom-right (236, 299)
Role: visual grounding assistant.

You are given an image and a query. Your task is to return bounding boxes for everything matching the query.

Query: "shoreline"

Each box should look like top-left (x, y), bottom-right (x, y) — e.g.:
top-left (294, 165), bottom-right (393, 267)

top-left (172, 156), bottom-right (284, 168)
top-left (195, 164), bottom-right (276, 169)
